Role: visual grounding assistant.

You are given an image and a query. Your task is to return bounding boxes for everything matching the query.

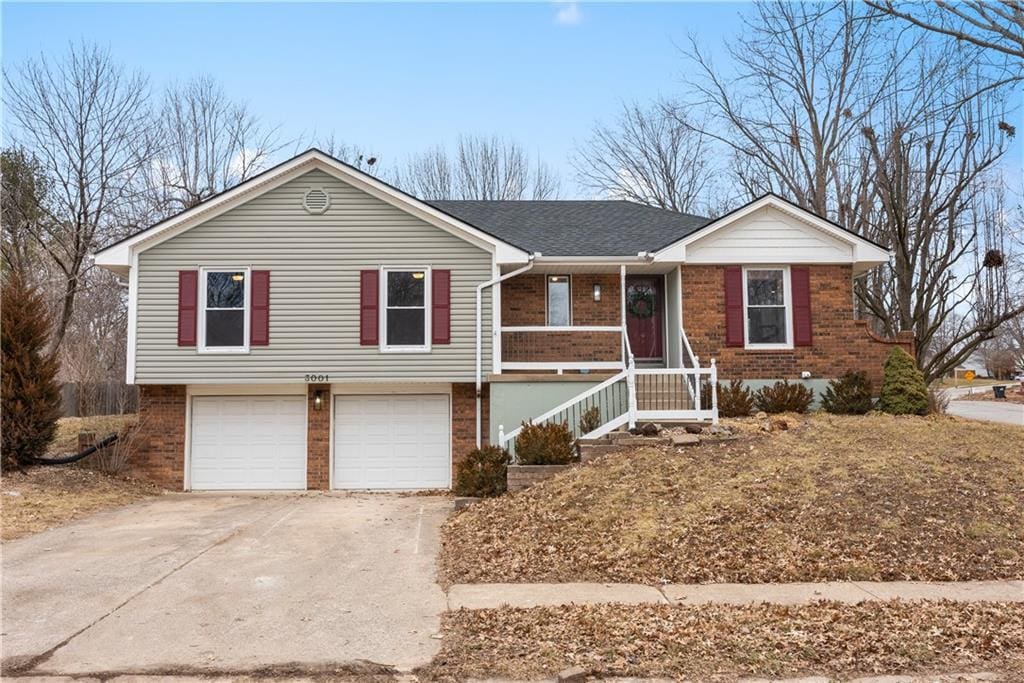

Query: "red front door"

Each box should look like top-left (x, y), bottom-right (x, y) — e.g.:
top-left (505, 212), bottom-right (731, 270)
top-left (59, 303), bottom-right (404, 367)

top-left (626, 276), bottom-right (664, 361)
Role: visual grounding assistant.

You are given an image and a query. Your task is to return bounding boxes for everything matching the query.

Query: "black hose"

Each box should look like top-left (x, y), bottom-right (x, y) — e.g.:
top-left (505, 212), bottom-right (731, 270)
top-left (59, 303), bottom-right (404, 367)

top-left (29, 433), bottom-right (120, 465)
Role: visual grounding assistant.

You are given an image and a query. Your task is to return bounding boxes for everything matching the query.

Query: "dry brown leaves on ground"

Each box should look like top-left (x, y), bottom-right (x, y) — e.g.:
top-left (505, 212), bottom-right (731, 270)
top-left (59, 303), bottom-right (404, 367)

top-left (1, 466), bottom-right (161, 540)
top-left (441, 414), bottom-right (1024, 584)
top-left (419, 600), bottom-right (1024, 682)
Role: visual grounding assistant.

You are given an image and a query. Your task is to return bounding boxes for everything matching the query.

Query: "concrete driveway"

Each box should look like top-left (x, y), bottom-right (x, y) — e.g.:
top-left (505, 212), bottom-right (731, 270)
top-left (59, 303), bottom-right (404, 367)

top-left (946, 399), bottom-right (1024, 426)
top-left (1, 492), bottom-right (450, 678)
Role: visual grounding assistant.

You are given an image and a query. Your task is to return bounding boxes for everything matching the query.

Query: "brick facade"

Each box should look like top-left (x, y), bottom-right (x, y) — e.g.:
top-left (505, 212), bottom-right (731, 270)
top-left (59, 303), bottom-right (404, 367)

top-left (129, 382), bottom-right (487, 491)
top-left (306, 384), bottom-right (330, 490)
top-left (681, 264), bottom-right (913, 389)
top-left (501, 273), bottom-right (622, 363)
top-left (452, 383), bottom-right (488, 476)
top-left (134, 384), bottom-right (187, 489)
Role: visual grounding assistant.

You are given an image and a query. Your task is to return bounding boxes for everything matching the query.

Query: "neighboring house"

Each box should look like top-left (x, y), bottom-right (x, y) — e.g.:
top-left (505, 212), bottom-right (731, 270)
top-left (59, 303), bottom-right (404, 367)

top-left (94, 149), bottom-right (911, 492)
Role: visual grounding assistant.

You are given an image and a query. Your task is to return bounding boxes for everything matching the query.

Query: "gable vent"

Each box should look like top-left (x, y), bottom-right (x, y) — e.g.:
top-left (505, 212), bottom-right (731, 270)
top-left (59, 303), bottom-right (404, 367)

top-left (303, 188), bottom-right (330, 215)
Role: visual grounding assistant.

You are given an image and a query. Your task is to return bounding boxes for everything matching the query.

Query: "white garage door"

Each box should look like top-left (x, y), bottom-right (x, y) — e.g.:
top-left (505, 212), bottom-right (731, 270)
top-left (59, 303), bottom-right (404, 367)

top-left (333, 394), bottom-right (450, 489)
top-left (190, 395), bottom-right (306, 490)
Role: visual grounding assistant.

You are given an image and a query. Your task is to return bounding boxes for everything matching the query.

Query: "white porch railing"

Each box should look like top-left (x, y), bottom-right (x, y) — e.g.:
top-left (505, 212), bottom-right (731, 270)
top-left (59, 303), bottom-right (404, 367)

top-left (499, 325), bottom-right (626, 374)
top-left (498, 355), bottom-right (718, 462)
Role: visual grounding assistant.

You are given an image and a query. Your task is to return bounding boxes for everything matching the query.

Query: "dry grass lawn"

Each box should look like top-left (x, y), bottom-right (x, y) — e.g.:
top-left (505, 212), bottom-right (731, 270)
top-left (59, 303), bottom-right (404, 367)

top-left (1, 466), bottom-right (161, 540)
top-left (441, 414), bottom-right (1024, 584)
top-left (419, 601), bottom-right (1024, 681)
top-left (49, 414), bottom-right (137, 456)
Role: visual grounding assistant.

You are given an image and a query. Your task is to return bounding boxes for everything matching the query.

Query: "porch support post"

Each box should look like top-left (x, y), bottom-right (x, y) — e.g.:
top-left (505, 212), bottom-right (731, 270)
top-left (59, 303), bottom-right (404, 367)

top-left (620, 265), bottom-right (627, 367)
top-left (710, 358), bottom-right (719, 425)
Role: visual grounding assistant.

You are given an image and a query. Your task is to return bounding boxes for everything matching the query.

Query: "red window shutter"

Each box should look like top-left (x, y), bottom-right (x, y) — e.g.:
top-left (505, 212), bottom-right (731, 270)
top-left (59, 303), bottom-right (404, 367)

top-left (791, 266), bottom-right (813, 346)
top-left (359, 270), bottom-right (379, 346)
top-left (250, 270), bottom-right (270, 346)
top-left (432, 269), bottom-right (451, 345)
top-left (724, 266), bottom-right (744, 347)
top-left (177, 270), bottom-right (198, 346)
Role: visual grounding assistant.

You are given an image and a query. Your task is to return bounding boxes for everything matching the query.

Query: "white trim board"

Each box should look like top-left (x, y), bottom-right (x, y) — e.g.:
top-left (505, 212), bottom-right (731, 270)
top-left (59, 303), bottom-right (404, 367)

top-left (94, 149), bottom-right (531, 269)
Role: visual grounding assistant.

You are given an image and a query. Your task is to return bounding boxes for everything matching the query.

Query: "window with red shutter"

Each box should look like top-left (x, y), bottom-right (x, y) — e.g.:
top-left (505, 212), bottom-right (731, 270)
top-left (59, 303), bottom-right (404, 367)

top-left (791, 267), bottom-right (812, 346)
top-left (359, 270), bottom-right (379, 346)
top-left (724, 267), bottom-right (744, 347)
top-left (432, 269), bottom-right (451, 344)
top-left (250, 270), bottom-right (270, 346)
top-left (177, 270), bottom-right (198, 346)
top-left (742, 267), bottom-right (792, 348)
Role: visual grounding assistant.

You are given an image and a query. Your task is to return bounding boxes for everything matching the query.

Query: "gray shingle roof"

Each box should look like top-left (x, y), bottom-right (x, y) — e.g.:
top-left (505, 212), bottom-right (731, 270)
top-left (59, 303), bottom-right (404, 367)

top-left (427, 200), bottom-right (711, 257)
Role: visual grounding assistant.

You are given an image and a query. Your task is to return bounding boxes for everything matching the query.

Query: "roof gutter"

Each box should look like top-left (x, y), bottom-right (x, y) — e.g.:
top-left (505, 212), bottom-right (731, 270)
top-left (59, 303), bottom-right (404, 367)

top-left (529, 254), bottom-right (652, 264)
top-left (475, 256), bottom-right (535, 448)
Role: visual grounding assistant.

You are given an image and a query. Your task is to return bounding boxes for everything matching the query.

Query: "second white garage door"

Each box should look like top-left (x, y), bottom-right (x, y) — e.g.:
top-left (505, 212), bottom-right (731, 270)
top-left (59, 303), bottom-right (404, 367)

top-left (190, 395), bottom-right (306, 490)
top-left (333, 394), bottom-right (450, 489)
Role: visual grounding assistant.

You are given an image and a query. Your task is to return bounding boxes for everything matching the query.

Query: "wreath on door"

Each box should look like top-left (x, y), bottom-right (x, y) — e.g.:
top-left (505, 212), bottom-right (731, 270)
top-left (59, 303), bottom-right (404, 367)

top-left (627, 286), bottom-right (656, 319)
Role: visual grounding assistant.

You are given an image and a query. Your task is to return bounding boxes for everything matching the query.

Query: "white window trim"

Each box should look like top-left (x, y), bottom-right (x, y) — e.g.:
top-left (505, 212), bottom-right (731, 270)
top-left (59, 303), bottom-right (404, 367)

top-left (198, 266), bottom-right (251, 354)
top-left (545, 274), bottom-right (572, 327)
top-left (742, 265), bottom-right (793, 350)
top-left (379, 266), bottom-right (432, 353)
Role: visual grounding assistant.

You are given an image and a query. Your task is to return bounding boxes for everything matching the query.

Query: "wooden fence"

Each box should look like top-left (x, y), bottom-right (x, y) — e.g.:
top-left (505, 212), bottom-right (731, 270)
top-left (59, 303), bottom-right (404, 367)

top-left (60, 382), bottom-right (139, 417)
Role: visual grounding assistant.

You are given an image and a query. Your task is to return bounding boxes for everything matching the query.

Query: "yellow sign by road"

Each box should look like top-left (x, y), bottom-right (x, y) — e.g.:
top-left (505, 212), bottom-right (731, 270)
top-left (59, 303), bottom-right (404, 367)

top-left (964, 370), bottom-right (976, 382)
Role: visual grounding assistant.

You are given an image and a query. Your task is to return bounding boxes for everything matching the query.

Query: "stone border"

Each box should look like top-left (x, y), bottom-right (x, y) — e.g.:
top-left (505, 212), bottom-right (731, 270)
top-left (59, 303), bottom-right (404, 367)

top-left (507, 464), bottom-right (573, 491)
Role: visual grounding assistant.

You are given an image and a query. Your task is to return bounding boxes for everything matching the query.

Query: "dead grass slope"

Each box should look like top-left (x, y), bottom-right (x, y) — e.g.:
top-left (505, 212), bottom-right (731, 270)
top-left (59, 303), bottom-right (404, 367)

top-left (441, 414), bottom-right (1024, 584)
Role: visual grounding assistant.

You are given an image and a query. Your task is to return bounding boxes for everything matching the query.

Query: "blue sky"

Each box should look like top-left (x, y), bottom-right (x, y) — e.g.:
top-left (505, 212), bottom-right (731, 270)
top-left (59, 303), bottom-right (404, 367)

top-left (2, 2), bottom-right (744, 194)
top-left (3, 2), bottom-right (1019, 200)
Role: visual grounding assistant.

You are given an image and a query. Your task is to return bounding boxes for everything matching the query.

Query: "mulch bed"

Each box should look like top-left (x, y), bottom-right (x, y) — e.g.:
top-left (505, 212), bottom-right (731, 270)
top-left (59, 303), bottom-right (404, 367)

top-left (419, 601), bottom-right (1024, 681)
top-left (441, 414), bottom-right (1024, 584)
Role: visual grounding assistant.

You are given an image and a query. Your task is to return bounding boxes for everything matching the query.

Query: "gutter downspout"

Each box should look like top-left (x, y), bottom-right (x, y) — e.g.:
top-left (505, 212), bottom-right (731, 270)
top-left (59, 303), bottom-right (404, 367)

top-left (476, 257), bottom-right (535, 448)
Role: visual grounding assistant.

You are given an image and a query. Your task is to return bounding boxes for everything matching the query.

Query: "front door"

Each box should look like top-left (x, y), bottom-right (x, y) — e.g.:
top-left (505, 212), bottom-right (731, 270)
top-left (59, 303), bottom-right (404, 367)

top-left (625, 275), bottom-right (664, 361)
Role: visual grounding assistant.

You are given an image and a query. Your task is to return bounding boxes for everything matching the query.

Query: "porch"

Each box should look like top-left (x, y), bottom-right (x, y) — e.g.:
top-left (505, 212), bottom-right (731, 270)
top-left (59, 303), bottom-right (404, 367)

top-left (486, 261), bottom-right (719, 456)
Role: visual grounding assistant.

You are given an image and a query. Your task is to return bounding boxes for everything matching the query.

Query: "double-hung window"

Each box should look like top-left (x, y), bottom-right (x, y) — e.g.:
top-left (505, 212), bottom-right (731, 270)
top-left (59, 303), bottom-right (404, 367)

top-left (382, 267), bottom-right (430, 351)
top-left (743, 267), bottom-right (791, 348)
top-left (200, 268), bottom-right (249, 352)
top-left (546, 275), bottom-right (571, 326)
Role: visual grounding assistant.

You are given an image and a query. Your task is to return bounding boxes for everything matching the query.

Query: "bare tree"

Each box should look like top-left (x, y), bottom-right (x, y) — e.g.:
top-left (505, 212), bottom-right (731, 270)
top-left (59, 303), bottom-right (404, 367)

top-left (865, 0), bottom-right (1024, 63)
top-left (3, 42), bottom-right (155, 352)
top-left (302, 133), bottom-right (380, 173)
top-left (850, 58), bottom-right (1020, 381)
top-left (396, 135), bottom-right (560, 200)
top-left (682, 2), bottom-right (1022, 381)
top-left (683, 2), bottom-right (910, 219)
top-left (572, 100), bottom-right (715, 213)
top-left (146, 75), bottom-right (280, 214)
top-left (59, 268), bottom-right (128, 395)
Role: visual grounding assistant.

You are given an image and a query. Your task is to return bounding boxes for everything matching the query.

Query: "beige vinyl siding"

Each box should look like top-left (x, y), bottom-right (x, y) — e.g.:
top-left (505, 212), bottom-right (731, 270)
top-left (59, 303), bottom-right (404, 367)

top-left (135, 169), bottom-right (492, 383)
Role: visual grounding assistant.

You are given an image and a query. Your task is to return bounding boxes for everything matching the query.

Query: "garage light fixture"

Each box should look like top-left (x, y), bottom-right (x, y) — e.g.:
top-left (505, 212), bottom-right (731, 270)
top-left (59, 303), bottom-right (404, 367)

top-left (313, 390), bottom-right (324, 411)
top-left (593, 284), bottom-right (601, 301)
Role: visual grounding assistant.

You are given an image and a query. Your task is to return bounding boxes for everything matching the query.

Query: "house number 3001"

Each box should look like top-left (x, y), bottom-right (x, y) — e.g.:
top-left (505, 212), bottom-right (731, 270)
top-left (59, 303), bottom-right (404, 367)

top-left (304, 374), bottom-right (329, 383)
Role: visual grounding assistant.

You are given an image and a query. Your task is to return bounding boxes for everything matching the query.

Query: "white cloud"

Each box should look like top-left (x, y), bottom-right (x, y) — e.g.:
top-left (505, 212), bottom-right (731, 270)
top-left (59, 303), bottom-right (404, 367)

top-left (554, 1), bottom-right (583, 26)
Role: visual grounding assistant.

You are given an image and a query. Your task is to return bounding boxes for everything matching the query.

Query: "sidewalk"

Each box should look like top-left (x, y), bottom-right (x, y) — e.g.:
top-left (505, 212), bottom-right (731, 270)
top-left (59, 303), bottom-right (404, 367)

top-left (447, 579), bottom-right (1024, 609)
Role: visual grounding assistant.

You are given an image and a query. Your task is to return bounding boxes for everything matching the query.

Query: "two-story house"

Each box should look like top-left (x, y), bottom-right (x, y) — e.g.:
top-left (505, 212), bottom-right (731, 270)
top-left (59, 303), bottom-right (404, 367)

top-left (94, 149), bottom-right (911, 491)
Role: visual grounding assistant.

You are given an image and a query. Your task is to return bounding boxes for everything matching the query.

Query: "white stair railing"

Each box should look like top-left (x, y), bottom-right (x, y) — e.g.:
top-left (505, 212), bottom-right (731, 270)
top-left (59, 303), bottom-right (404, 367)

top-left (499, 342), bottom-right (719, 462)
